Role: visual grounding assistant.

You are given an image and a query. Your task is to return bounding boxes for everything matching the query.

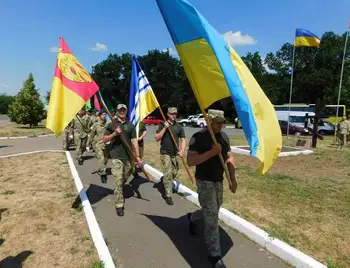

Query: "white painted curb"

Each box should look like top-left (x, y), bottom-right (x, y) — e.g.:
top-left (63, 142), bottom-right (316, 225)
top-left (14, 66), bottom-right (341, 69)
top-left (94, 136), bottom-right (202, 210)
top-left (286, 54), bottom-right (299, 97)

top-left (143, 164), bottom-right (326, 268)
top-left (0, 134), bottom-right (54, 140)
top-left (66, 151), bottom-right (115, 268)
top-left (231, 146), bottom-right (313, 157)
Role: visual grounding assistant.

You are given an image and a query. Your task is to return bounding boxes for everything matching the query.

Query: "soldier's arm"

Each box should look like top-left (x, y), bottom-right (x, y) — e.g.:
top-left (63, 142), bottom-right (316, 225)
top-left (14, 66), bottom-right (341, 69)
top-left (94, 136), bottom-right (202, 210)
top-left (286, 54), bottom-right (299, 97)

top-left (178, 126), bottom-right (186, 154)
top-left (103, 125), bottom-right (121, 143)
top-left (131, 138), bottom-right (140, 158)
top-left (226, 151), bottom-right (237, 193)
top-left (187, 135), bottom-right (221, 166)
top-left (155, 122), bottom-right (169, 141)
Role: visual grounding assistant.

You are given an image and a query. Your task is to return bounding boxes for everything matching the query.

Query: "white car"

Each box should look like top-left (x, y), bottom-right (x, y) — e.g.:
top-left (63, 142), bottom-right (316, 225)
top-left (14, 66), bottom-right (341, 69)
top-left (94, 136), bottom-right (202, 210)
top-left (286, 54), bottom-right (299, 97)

top-left (178, 115), bottom-right (196, 127)
top-left (196, 117), bottom-right (207, 128)
top-left (190, 114), bottom-right (203, 126)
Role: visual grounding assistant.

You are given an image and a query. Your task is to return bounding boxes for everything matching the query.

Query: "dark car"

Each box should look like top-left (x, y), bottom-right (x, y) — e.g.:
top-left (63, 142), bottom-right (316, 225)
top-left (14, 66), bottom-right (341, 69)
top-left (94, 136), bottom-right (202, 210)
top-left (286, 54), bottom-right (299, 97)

top-left (143, 116), bottom-right (163, 125)
top-left (278, 120), bottom-right (309, 136)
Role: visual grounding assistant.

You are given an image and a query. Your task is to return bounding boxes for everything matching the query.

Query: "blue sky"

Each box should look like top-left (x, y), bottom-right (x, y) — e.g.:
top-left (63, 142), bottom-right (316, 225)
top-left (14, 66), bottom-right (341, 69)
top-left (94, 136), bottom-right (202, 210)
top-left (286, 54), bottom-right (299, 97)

top-left (0, 0), bottom-right (349, 100)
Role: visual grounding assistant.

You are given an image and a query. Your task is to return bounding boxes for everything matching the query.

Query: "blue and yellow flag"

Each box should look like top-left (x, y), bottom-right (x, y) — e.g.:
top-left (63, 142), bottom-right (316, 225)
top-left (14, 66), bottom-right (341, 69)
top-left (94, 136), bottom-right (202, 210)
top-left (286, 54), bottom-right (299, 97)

top-left (128, 55), bottom-right (160, 138)
top-left (156, 0), bottom-right (282, 174)
top-left (295, 29), bottom-right (320, 47)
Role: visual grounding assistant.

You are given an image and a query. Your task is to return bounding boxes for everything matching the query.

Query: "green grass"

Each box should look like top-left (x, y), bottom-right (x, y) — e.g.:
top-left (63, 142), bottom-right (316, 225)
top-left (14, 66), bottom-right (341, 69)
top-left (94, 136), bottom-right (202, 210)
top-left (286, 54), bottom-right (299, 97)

top-left (0, 121), bottom-right (52, 137)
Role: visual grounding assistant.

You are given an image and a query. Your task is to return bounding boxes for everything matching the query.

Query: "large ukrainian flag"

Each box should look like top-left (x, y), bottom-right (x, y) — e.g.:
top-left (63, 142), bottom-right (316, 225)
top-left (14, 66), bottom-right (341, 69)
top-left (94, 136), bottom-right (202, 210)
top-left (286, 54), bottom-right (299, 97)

top-left (156, 0), bottom-right (282, 174)
top-left (295, 29), bottom-right (320, 47)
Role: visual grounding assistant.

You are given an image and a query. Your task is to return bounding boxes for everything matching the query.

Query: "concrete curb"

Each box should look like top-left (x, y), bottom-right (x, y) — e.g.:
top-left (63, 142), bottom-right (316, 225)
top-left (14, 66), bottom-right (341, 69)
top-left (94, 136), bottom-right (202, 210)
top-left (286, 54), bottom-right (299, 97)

top-left (143, 164), bottom-right (326, 268)
top-left (66, 151), bottom-right (115, 268)
top-left (0, 150), bottom-right (115, 268)
top-left (231, 146), bottom-right (313, 157)
top-left (0, 134), bottom-right (54, 140)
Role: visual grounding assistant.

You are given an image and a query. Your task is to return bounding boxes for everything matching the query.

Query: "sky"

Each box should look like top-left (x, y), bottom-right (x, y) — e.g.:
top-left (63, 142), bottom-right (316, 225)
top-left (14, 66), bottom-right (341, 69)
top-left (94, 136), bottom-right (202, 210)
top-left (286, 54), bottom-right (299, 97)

top-left (0, 0), bottom-right (349, 100)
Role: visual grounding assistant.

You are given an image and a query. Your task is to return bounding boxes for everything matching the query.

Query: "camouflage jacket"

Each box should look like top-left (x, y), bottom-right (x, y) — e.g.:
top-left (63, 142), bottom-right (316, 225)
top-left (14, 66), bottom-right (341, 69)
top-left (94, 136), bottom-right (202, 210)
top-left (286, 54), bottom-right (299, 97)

top-left (73, 115), bottom-right (90, 138)
top-left (90, 118), bottom-right (108, 147)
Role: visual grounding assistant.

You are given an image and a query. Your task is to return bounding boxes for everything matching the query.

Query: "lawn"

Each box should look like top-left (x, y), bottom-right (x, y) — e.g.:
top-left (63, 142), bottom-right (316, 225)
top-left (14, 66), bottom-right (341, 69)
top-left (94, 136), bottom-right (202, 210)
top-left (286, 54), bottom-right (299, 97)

top-left (142, 136), bottom-right (350, 268)
top-left (0, 122), bottom-right (52, 137)
top-left (0, 152), bottom-right (101, 268)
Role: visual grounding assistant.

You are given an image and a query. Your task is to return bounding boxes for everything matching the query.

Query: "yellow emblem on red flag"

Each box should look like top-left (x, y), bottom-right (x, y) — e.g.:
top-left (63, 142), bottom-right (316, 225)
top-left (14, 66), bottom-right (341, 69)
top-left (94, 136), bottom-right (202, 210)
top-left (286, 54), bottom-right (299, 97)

top-left (46, 37), bottom-right (99, 136)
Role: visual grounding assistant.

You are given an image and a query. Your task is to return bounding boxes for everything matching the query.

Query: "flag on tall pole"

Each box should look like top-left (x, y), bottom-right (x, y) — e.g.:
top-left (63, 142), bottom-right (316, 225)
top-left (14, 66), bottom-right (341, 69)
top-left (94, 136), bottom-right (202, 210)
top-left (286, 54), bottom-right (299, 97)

top-left (156, 0), bottom-right (282, 174)
top-left (128, 55), bottom-right (160, 138)
top-left (46, 37), bottom-right (99, 136)
top-left (287, 28), bottom-right (320, 136)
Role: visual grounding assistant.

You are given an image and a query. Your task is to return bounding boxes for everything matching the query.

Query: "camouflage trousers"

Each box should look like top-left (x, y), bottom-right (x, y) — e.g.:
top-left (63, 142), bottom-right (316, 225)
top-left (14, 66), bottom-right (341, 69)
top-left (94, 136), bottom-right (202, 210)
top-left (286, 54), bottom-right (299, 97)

top-left (62, 129), bottom-right (74, 150)
top-left (337, 132), bottom-right (347, 147)
top-left (75, 136), bottom-right (88, 160)
top-left (112, 159), bottom-right (134, 208)
top-left (95, 143), bottom-right (108, 176)
top-left (160, 154), bottom-right (179, 198)
top-left (190, 180), bottom-right (223, 257)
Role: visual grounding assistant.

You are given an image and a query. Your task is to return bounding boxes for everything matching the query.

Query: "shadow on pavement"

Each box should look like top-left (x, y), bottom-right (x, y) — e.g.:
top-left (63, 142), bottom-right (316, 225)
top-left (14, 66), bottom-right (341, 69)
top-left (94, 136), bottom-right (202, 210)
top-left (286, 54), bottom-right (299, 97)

top-left (142, 214), bottom-right (233, 268)
top-left (0, 250), bottom-right (33, 268)
top-left (129, 175), bottom-right (150, 201)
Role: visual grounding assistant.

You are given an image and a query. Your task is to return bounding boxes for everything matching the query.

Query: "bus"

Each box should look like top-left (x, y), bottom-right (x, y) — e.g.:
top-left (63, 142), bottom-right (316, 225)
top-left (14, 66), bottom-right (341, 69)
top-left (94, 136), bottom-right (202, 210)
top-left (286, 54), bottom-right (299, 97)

top-left (273, 103), bottom-right (347, 125)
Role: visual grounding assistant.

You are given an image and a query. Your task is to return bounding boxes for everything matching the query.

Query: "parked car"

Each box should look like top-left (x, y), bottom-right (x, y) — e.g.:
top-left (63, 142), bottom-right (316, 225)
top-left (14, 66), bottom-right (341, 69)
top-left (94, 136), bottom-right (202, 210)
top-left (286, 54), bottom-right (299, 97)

top-left (143, 116), bottom-right (163, 125)
top-left (191, 114), bottom-right (204, 126)
top-left (178, 115), bottom-right (196, 127)
top-left (196, 117), bottom-right (207, 128)
top-left (278, 120), bottom-right (309, 136)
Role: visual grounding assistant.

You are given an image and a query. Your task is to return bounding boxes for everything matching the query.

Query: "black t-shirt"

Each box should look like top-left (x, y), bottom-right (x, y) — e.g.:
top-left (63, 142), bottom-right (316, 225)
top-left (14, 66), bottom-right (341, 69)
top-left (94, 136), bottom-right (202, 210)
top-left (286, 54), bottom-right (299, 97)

top-left (188, 129), bottom-right (230, 182)
top-left (104, 120), bottom-right (136, 160)
top-left (156, 122), bottom-right (185, 157)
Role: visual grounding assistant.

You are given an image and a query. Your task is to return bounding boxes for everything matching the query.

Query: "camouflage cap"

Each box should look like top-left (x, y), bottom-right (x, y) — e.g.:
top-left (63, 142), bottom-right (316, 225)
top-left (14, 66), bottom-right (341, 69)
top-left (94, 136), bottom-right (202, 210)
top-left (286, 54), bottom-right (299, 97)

top-left (117, 104), bottom-right (127, 110)
top-left (168, 107), bottom-right (178, 114)
top-left (208, 109), bottom-right (226, 123)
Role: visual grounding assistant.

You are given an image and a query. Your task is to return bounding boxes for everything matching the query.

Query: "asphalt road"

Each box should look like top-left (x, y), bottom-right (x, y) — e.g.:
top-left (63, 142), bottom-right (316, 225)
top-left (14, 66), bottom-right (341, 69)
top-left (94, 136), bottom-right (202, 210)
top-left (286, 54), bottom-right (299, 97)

top-left (0, 136), bottom-right (288, 268)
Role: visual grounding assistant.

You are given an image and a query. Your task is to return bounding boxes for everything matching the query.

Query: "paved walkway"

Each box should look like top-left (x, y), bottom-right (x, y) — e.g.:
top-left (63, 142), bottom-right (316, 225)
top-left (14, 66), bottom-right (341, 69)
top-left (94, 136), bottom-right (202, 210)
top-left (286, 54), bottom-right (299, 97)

top-left (0, 136), bottom-right (288, 268)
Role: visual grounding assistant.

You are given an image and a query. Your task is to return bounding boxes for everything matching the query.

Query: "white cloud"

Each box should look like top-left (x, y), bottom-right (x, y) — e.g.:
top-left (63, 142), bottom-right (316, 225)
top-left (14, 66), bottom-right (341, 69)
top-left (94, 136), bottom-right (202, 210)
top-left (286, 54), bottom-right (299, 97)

top-left (261, 57), bottom-right (276, 74)
top-left (49, 46), bottom-right (59, 53)
top-left (223, 31), bottom-right (257, 46)
top-left (89, 42), bottom-right (108, 52)
top-left (3, 84), bottom-right (9, 88)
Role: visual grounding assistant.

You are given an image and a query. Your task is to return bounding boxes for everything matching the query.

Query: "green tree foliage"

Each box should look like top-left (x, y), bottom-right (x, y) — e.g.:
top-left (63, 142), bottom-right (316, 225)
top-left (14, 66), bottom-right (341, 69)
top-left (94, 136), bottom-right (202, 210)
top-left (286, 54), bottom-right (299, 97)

top-left (0, 94), bottom-right (14, 114)
top-left (8, 73), bottom-right (45, 127)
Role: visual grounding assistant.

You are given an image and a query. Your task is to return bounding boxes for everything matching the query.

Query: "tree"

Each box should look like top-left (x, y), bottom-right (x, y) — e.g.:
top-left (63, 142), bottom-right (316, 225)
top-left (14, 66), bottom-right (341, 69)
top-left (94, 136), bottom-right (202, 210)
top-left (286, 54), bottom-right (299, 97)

top-left (8, 73), bottom-right (45, 127)
top-left (0, 94), bottom-right (14, 114)
top-left (91, 50), bottom-right (199, 117)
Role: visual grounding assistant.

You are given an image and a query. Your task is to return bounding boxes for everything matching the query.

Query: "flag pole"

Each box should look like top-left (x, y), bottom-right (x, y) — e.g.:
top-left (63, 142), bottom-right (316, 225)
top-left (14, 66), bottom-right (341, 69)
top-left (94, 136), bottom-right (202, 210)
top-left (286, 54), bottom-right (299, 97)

top-left (287, 44), bottom-right (296, 137)
top-left (158, 107), bottom-right (196, 184)
top-left (97, 93), bottom-right (153, 182)
top-left (333, 29), bottom-right (349, 144)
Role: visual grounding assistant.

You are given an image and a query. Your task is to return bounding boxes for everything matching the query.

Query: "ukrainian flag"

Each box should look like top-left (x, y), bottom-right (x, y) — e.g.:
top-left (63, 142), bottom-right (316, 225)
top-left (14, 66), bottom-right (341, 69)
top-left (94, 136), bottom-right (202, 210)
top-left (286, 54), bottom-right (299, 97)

top-left (295, 29), bottom-right (320, 47)
top-left (156, 0), bottom-right (282, 174)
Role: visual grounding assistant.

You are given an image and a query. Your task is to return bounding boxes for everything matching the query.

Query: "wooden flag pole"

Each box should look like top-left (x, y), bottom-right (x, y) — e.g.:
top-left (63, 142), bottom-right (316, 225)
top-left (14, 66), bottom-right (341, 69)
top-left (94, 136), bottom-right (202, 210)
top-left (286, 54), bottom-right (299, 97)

top-left (158, 107), bottom-right (196, 184)
top-left (97, 94), bottom-right (153, 182)
top-left (200, 108), bottom-right (233, 190)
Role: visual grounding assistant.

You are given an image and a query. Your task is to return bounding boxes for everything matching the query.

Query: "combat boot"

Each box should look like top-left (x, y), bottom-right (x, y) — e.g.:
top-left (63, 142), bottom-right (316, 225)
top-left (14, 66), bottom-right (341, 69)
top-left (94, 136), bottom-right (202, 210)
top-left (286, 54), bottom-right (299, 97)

top-left (165, 197), bottom-right (174, 206)
top-left (78, 158), bottom-right (83, 165)
top-left (116, 207), bottom-right (124, 217)
top-left (100, 175), bottom-right (107, 184)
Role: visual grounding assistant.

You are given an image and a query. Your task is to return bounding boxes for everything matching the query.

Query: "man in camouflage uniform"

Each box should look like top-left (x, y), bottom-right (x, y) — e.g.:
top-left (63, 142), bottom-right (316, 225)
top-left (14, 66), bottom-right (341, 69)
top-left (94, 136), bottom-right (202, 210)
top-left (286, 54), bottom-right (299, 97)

top-left (62, 119), bottom-right (74, 150)
top-left (103, 104), bottom-right (142, 217)
top-left (186, 110), bottom-right (237, 268)
top-left (87, 109), bottom-right (99, 152)
top-left (73, 109), bottom-right (90, 165)
top-left (155, 107), bottom-right (186, 206)
top-left (346, 115), bottom-right (350, 146)
top-left (90, 110), bottom-right (109, 183)
top-left (337, 116), bottom-right (348, 148)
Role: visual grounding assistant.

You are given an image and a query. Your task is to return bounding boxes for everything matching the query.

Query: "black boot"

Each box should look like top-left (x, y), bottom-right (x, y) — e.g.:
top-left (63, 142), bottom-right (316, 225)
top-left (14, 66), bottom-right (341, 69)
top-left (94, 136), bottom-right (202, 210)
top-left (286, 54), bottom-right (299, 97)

top-left (165, 197), bottom-right (174, 206)
top-left (187, 213), bottom-right (196, 235)
top-left (100, 175), bottom-right (107, 184)
top-left (116, 207), bottom-right (124, 217)
top-left (208, 256), bottom-right (226, 268)
top-left (78, 158), bottom-right (83, 165)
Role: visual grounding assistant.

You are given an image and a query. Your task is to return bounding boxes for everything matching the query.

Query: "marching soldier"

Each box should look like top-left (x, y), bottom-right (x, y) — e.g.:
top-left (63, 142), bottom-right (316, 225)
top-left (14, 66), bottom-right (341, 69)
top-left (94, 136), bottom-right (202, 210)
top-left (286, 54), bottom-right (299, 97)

top-left (186, 109), bottom-right (237, 268)
top-left (87, 109), bottom-right (99, 152)
top-left (73, 109), bottom-right (90, 165)
top-left (337, 117), bottom-right (348, 148)
top-left (62, 119), bottom-right (74, 150)
top-left (103, 104), bottom-right (142, 217)
top-left (90, 110), bottom-right (109, 183)
top-left (155, 107), bottom-right (186, 206)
